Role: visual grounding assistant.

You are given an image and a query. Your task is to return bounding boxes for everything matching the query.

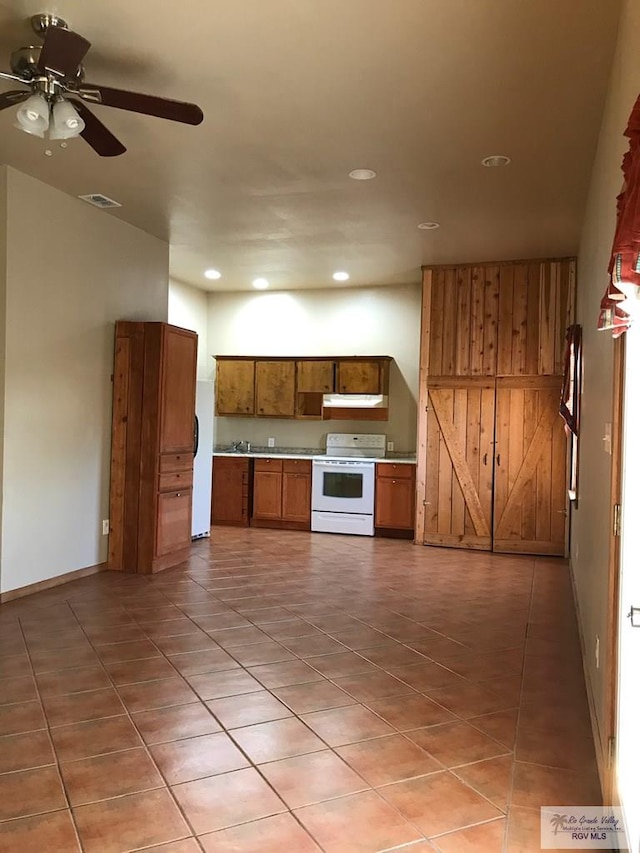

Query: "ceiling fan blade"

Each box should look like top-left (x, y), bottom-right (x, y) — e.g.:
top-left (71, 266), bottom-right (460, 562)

top-left (78, 83), bottom-right (203, 125)
top-left (70, 100), bottom-right (126, 157)
top-left (38, 26), bottom-right (91, 79)
top-left (0, 69), bottom-right (29, 85)
top-left (0, 90), bottom-right (29, 111)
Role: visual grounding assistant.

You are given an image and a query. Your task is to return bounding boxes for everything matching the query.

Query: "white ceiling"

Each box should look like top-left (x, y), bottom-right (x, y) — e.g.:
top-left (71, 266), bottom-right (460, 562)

top-left (0, 0), bottom-right (621, 292)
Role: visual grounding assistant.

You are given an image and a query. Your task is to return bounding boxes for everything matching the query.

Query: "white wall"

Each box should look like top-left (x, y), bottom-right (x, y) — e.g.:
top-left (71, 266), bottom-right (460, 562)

top-left (0, 168), bottom-right (6, 584)
top-left (0, 167), bottom-right (169, 594)
top-left (168, 279), bottom-right (211, 380)
top-left (572, 0), bottom-right (635, 754)
top-left (207, 284), bottom-right (422, 452)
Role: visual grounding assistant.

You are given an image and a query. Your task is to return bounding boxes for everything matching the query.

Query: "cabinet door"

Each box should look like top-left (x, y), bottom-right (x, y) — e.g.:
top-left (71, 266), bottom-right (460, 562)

top-left (496, 260), bottom-right (575, 376)
top-left (493, 377), bottom-right (567, 555)
top-left (424, 378), bottom-right (495, 550)
top-left (216, 360), bottom-right (255, 416)
top-left (296, 361), bottom-right (335, 393)
top-left (335, 360), bottom-right (381, 394)
top-left (375, 477), bottom-right (415, 529)
top-left (160, 326), bottom-right (197, 453)
top-left (156, 490), bottom-right (192, 556)
top-left (282, 473), bottom-right (311, 522)
top-left (253, 471), bottom-right (283, 519)
top-left (211, 458), bottom-right (249, 525)
top-left (255, 361), bottom-right (296, 417)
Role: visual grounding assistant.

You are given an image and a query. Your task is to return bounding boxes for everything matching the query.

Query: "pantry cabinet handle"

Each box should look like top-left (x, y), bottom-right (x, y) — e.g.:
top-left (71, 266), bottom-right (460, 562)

top-left (483, 453), bottom-right (488, 466)
top-left (496, 454), bottom-right (501, 467)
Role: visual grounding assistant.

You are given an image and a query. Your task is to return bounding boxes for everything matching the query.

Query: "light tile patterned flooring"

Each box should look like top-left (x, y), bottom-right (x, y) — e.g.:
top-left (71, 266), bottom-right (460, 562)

top-left (0, 528), bottom-right (602, 852)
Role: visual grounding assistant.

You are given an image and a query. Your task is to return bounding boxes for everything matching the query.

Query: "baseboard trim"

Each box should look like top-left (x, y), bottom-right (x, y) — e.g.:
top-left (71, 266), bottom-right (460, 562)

top-left (568, 556), bottom-right (606, 798)
top-left (0, 563), bottom-right (106, 603)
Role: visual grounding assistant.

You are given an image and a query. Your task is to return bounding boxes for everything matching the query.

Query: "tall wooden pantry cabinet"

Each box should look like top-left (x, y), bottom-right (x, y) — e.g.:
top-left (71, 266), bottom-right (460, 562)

top-left (416, 258), bottom-right (575, 556)
top-left (108, 321), bottom-right (198, 573)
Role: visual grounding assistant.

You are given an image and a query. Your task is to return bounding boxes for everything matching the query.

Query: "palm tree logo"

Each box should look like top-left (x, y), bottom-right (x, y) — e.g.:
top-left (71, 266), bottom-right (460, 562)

top-left (550, 814), bottom-right (569, 835)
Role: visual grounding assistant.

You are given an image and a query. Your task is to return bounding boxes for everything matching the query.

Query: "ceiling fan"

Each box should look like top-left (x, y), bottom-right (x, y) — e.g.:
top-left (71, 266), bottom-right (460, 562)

top-left (0, 13), bottom-right (204, 156)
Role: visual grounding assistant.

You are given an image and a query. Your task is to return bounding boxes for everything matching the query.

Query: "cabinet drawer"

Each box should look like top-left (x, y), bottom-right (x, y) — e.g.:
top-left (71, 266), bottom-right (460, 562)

top-left (376, 463), bottom-right (415, 480)
top-left (159, 470), bottom-right (193, 492)
top-left (283, 459), bottom-right (311, 474)
top-left (254, 458), bottom-right (283, 472)
top-left (160, 453), bottom-right (193, 473)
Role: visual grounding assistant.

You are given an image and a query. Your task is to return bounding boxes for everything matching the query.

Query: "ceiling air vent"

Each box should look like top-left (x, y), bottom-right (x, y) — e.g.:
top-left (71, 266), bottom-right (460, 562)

top-left (78, 193), bottom-right (122, 209)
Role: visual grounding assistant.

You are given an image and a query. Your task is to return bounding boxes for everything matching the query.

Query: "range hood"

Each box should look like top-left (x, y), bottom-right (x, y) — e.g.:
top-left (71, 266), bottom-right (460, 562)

top-left (322, 393), bottom-right (388, 409)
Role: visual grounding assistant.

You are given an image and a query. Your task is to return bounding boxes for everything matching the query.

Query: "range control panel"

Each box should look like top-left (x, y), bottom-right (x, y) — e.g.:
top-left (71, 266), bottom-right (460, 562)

top-left (325, 433), bottom-right (387, 458)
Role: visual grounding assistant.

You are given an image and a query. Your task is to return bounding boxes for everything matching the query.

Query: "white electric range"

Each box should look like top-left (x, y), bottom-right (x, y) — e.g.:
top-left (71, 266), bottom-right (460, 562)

top-left (311, 433), bottom-right (386, 536)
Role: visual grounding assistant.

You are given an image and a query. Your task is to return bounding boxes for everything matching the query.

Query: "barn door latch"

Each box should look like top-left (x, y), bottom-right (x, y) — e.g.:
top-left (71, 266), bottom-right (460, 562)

top-left (613, 503), bottom-right (622, 537)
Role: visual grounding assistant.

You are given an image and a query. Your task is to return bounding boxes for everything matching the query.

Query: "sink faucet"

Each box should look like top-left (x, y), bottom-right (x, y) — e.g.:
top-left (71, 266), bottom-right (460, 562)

top-left (231, 440), bottom-right (251, 453)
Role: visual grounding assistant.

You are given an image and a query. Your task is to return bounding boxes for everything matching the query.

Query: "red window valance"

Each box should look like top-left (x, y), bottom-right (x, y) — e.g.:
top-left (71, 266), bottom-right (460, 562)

top-left (598, 94), bottom-right (640, 337)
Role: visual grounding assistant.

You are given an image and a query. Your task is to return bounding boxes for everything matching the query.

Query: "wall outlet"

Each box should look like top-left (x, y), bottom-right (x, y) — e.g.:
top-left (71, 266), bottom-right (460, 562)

top-left (603, 422), bottom-right (612, 455)
top-left (387, 441), bottom-right (394, 452)
top-left (267, 437), bottom-right (275, 447)
top-left (595, 634), bottom-right (600, 669)
top-left (102, 519), bottom-right (109, 536)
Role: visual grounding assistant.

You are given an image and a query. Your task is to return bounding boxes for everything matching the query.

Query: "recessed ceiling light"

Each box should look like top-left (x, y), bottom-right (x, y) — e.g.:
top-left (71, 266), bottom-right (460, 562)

top-left (204, 269), bottom-right (221, 280)
top-left (481, 155), bottom-right (511, 168)
top-left (333, 271), bottom-right (350, 281)
top-left (418, 222), bottom-right (440, 230)
top-left (252, 278), bottom-right (269, 290)
top-left (349, 168), bottom-right (377, 180)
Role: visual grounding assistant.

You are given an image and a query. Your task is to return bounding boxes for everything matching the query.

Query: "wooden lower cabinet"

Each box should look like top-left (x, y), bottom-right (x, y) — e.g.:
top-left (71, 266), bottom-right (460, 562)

top-left (424, 378), bottom-right (495, 550)
top-left (375, 463), bottom-right (416, 535)
top-left (422, 375), bottom-right (567, 556)
top-left (156, 489), bottom-right (192, 556)
top-left (252, 458), bottom-right (311, 529)
top-left (211, 457), bottom-right (251, 526)
top-left (493, 376), bottom-right (567, 555)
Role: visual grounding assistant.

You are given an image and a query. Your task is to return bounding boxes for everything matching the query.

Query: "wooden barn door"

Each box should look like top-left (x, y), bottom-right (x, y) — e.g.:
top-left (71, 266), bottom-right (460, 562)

top-left (493, 376), bottom-right (567, 555)
top-left (425, 378), bottom-right (495, 550)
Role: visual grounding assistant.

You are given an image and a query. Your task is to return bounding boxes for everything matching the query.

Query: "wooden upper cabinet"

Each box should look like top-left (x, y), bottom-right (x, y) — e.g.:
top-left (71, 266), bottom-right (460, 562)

top-left (428, 266), bottom-right (499, 377)
top-left (496, 260), bottom-right (575, 376)
top-left (160, 326), bottom-right (198, 453)
top-left (426, 259), bottom-right (575, 378)
top-left (255, 361), bottom-right (296, 417)
top-left (296, 360), bottom-right (335, 393)
top-left (216, 359), bottom-right (255, 416)
top-left (336, 359), bottom-right (386, 394)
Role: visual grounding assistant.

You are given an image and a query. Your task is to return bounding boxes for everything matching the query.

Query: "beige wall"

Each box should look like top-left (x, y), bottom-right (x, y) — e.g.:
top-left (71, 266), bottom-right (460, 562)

top-left (168, 279), bottom-right (210, 379)
top-left (206, 284), bottom-right (422, 452)
top-left (0, 167), bottom-right (169, 594)
top-left (572, 0), bottom-right (635, 753)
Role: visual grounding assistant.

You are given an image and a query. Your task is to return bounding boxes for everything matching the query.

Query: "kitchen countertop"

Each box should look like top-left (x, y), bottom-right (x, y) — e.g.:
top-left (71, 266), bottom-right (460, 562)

top-left (212, 450), bottom-right (417, 464)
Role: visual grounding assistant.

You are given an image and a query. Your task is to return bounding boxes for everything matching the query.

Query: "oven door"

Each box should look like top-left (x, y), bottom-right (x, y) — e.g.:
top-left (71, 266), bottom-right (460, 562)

top-left (311, 460), bottom-right (375, 515)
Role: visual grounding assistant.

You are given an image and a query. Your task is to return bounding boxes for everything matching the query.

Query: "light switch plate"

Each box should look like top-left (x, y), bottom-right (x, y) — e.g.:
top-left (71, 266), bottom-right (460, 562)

top-left (603, 422), bottom-right (612, 455)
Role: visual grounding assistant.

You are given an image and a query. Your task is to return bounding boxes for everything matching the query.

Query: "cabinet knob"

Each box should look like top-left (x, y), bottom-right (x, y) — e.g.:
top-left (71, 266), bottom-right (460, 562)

top-left (392, 480), bottom-right (397, 484)
top-left (176, 492), bottom-right (181, 497)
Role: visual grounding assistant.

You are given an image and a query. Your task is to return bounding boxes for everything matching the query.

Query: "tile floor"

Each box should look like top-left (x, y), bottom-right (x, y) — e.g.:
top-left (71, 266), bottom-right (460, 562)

top-left (0, 528), bottom-right (603, 852)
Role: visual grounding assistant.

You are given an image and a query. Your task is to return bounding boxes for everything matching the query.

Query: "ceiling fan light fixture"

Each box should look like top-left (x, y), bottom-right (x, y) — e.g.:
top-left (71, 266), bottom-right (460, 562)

top-left (15, 92), bottom-right (50, 138)
top-left (49, 99), bottom-right (85, 139)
